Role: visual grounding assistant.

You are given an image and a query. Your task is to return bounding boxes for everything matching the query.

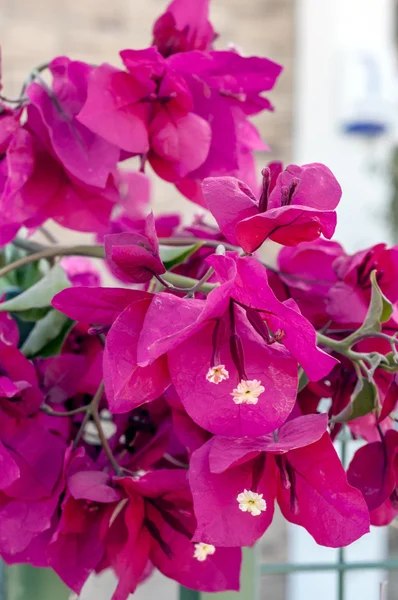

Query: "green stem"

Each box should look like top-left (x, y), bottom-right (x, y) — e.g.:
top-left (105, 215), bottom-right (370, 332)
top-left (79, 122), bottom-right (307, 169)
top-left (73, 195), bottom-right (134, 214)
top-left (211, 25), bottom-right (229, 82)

top-left (316, 332), bottom-right (372, 363)
top-left (161, 271), bottom-right (217, 293)
top-left (159, 237), bottom-right (240, 253)
top-left (40, 404), bottom-right (89, 417)
top-left (9, 240), bottom-right (217, 292)
top-left (1, 243), bottom-right (105, 279)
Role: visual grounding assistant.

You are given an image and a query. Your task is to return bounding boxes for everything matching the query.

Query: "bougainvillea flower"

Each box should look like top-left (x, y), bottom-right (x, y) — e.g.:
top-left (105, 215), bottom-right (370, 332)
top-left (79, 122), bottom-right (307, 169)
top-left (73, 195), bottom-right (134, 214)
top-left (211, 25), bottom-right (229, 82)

top-left (327, 244), bottom-right (398, 325)
top-left (0, 120), bottom-right (120, 242)
top-left (104, 213), bottom-right (166, 283)
top-left (135, 254), bottom-right (336, 436)
top-left (26, 56), bottom-right (120, 188)
top-left (47, 449), bottom-right (121, 593)
top-left (77, 47), bottom-right (211, 182)
top-left (168, 52), bottom-right (282, 205)
top-left (203, 162), bottom-right (342, 252)
top-left (347, 430), bottom-right (398, 526)
top-left (78, 45), bottom-right (280, 204)
top-left (189, 414), bottom-right (370, 547)
top-left (0, 55), bottom-right (125, 239)
top-left (153, 0), bottom-right (216, 57)
top-left (107, 469), bottom-right (240, 599)
top-left (0, 340), bottom-right (44, 416)
top-left (0, 413), bottom-right (66, 556)
top-left (53, 285), bottom-right (170, 413)
top-left (76, 49), bottom-right (156, 154)
top-left (55, 285), bottom-right (171, 413)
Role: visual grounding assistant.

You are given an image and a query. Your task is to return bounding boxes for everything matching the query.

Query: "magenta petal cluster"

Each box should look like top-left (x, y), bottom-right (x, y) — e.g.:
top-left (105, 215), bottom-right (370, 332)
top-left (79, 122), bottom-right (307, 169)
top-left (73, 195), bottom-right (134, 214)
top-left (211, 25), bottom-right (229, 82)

top-left (153, 0), bottom-right (216, 57)
top-left (0, 0), bottom-right (395, 596)
top-left (203, 162), bottom-right (342, 252)
top-left (347, 431), bottom-right (398, 525)
top-left (104, 213), bottom-right (166, 283)
top-left (190, 414), bottom-right (369, 547)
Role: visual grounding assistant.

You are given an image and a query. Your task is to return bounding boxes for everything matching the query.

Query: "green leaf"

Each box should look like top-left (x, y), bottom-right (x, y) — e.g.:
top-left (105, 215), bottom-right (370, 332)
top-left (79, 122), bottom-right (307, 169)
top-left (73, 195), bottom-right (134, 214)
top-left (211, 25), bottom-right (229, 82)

top-left (331, 378), bottom-right (378, 423)
top-left (20, 310), bottom-right (71, 357)
top-left (298, 369), bottom-right (309, 392)
top-left (0, 245), bottom-right (43, 291)
top-left (0, 264), bottom-right (71, 313)
top-left (379, 351), bottom-right (398, 372)
top-left (14, 307), bottom-right (52, 322)
top-left (357, 270), bottom-right (393, 335)
top-left (37, 319), bottom-right (75, 358)
top-left (16, 260), bottom-right (45, 291)
top-left (159, 244), bottom-right (202, 270)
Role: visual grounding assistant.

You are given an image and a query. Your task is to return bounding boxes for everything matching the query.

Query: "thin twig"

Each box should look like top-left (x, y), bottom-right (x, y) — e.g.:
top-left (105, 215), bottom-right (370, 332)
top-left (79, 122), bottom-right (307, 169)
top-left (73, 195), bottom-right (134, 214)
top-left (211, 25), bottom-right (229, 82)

top-left (163, 453), bottom-right (189, 469)
top-left (316, 332), bottom-right (376, 366)
top-left (12, 238), bottom-right (44, 253)
top-left (90, 382), bottom-right (122, 475)
top-left (38, 226), bottom-right (58, 245)
top-left (184, 266), bottom-right (215, 297)
top-left (157, 271), bottom-right (217, 293)
top-left (72, 410), bottom-right (91, 450)
top-left (64, 382), bottom-right (122, 474)
top-left (158, 236), bottom-right (240, 253)
top-left (41, 404), bottom-right (89, 417)
top-left (154, 273), bottom-right (195, 293)
top-left (1, 243), bottom-right (105, 278)
top-left (351, 331), bottom-right (398, 345)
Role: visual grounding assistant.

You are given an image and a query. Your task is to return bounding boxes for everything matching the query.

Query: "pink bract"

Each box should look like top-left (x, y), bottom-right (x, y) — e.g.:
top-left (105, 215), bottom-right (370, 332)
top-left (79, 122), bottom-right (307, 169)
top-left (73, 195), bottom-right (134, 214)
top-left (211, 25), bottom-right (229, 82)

top-left (203, 162), bottom-right (342, 251)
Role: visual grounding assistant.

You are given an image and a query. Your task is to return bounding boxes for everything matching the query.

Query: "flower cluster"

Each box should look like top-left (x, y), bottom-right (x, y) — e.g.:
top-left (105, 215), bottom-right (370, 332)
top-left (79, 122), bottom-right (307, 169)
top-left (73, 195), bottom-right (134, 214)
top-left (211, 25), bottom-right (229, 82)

top-left (0, 0), bottom-right (396, 598)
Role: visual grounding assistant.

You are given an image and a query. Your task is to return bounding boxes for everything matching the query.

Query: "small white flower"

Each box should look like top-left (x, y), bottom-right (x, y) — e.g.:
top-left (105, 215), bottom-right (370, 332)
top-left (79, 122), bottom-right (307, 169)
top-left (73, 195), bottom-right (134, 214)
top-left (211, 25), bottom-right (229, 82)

top-left (83, 419), bottom-right (117, 445)
top-left (231, 379), bottom-right (265, 405)
top-left (237, 489), bottom-right (267, 516)
top-left (206, 364), bottom-right (229, 384)
top-left (193, 542), bottom-right (216, 561)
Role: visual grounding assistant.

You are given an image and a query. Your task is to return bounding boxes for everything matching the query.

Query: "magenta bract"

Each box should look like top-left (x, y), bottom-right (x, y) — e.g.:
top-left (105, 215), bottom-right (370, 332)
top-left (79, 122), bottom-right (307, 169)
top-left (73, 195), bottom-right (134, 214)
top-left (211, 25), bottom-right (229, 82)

top-left (190, 415), bottom-right (370, 547)
top-left (203, 162), bottom-right (341, 251)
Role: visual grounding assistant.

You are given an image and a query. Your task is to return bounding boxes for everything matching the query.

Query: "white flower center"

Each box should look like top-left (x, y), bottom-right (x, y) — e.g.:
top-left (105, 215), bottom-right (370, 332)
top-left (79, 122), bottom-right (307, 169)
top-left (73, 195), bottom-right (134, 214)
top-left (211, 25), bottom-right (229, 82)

top-left (193, 542), bottom-right (216, 561)
top-left (83, 419), bottom-right (117, 445)
top-left (206, 364), bottom-right (229, 384)
top-left (237, 489), bottom-right (267, 516)
top-left (231, 379), bottom-right (265, 404)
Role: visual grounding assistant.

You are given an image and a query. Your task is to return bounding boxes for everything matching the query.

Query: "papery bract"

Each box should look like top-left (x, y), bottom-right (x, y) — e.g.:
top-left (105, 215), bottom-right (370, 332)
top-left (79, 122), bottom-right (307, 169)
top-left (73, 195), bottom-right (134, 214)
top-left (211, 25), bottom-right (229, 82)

top-left (347, 431), bottom-right (398, 525)
top-left (0, 413), bottom-right (66, 556)
top-left (104, 213), bottom-right (165, 283)
top-left (135, 254), bottom-right (336, 436)
top-left (190, 414), bottom-right (370, 547)
top-left (203, 163), bottom-right (341, 251)
top-left (107, 469), bottom-right (240, 599)
top-left (153, 0), bottom-right (216, 57)
top-left (327, 244), bottom-right (398, 325)
top-left (104, 297), bottom-right (170, 414)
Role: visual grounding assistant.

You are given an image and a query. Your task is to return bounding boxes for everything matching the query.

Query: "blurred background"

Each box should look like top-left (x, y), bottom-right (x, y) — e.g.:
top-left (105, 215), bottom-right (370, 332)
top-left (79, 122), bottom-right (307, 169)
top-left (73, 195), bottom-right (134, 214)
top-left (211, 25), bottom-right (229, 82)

top-left (2, 0), bottom-right (398, 598)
